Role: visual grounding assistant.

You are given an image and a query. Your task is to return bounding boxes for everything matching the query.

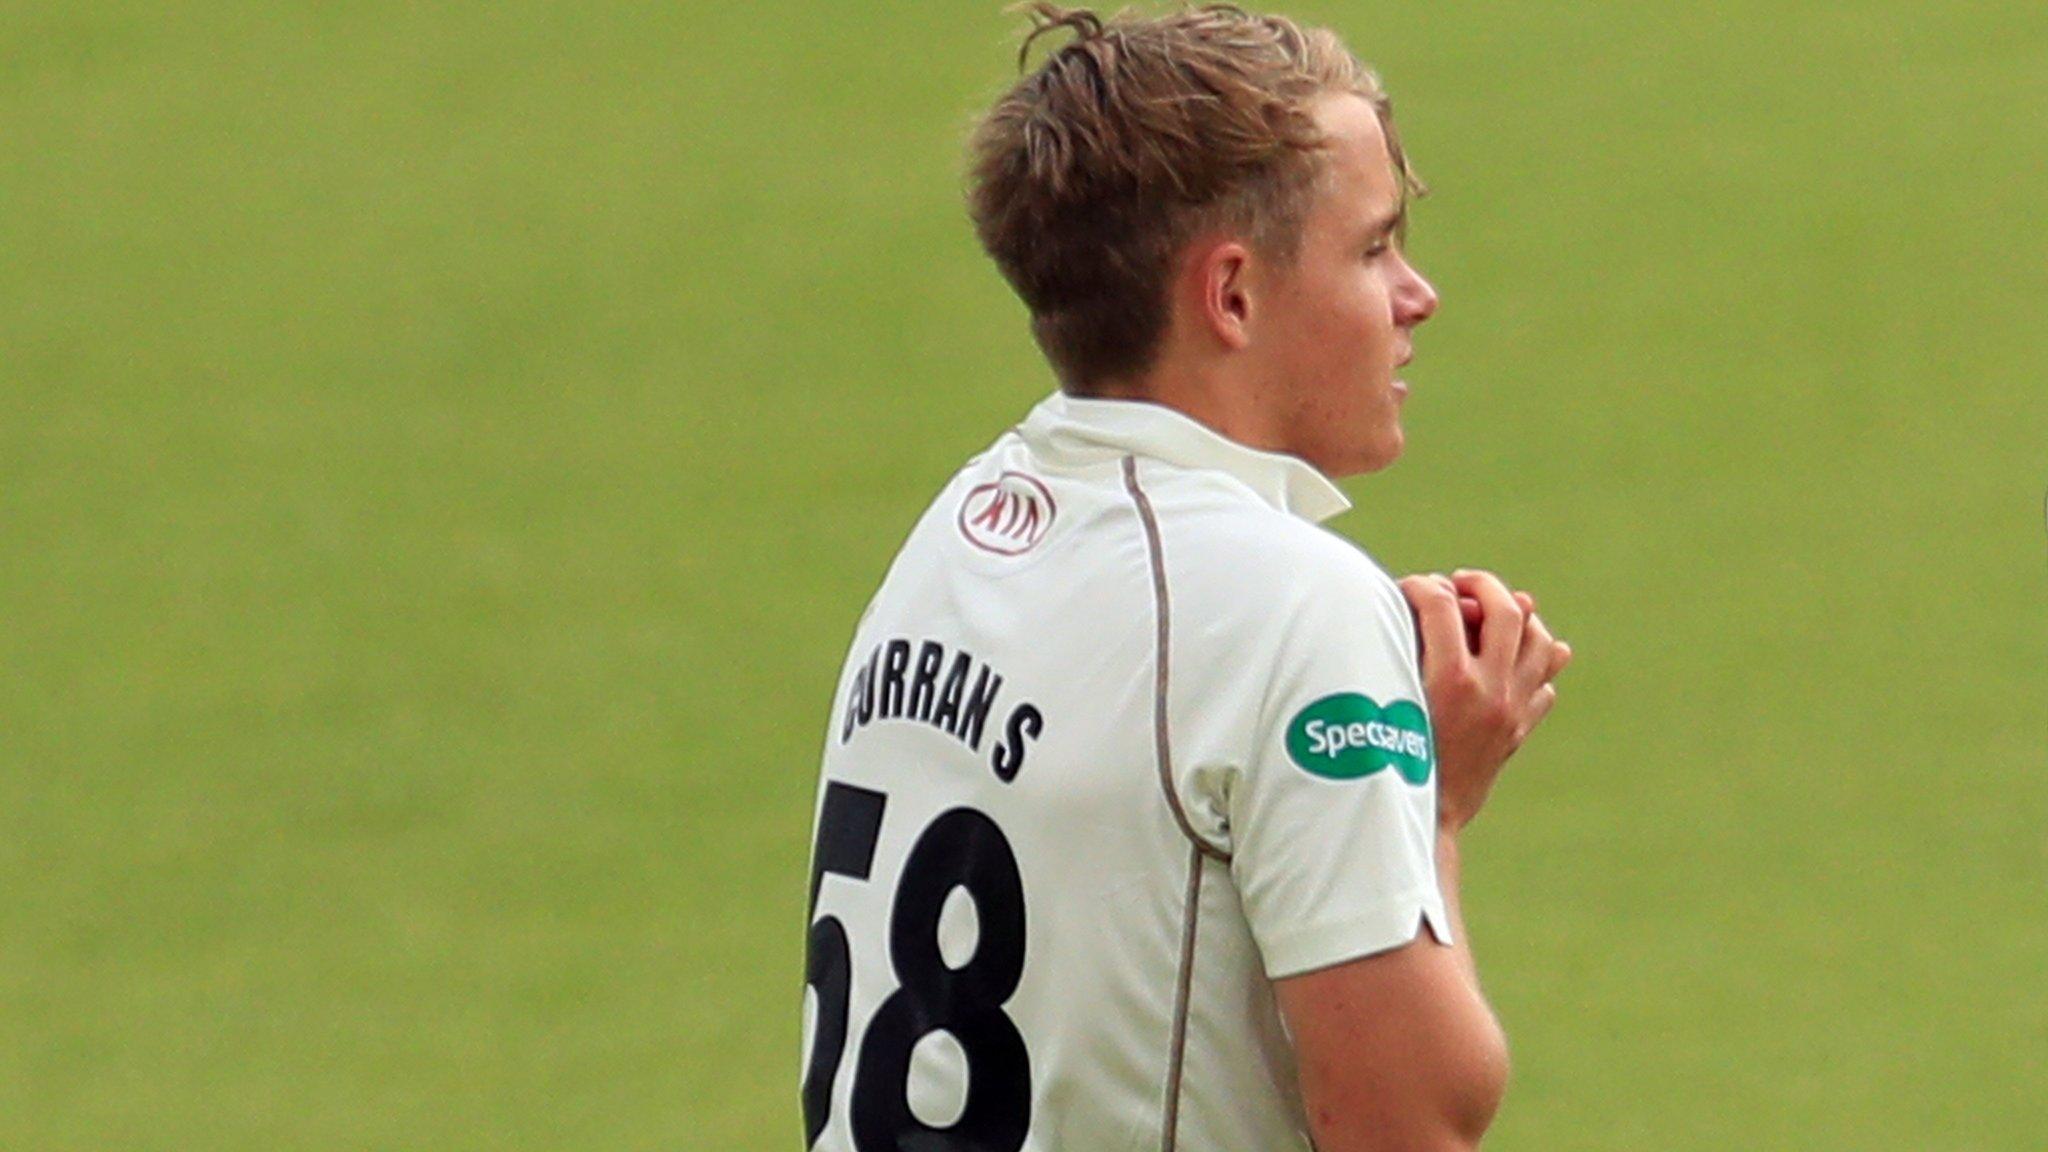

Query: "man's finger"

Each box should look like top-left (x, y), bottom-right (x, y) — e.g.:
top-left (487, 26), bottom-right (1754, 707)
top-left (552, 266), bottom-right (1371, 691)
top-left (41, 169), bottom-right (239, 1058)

top-left (1452, 569), bottom-right (1523, 674)
top-left (1515, 612), bottom-right (1557, 691)
top-left (1547, 641), bottom-right (1574, 682)
top-left (1459, 595), bottom-right (1485, 654)
top-left (1522, 682), bottom-right (1559, 735)
top-left (1400, 574), bottom-right (1468, 676)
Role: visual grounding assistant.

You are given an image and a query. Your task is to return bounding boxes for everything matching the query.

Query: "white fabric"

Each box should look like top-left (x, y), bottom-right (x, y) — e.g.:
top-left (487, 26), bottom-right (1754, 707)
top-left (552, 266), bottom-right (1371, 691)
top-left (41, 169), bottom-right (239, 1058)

top-left (806, 392), bottom-right (1448, 1152)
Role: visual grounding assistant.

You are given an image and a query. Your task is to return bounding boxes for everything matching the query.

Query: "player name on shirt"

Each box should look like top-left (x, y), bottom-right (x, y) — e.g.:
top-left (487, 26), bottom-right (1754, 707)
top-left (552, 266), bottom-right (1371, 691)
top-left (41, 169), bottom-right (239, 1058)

top-left (839, 636), bottom-right (1045, 780)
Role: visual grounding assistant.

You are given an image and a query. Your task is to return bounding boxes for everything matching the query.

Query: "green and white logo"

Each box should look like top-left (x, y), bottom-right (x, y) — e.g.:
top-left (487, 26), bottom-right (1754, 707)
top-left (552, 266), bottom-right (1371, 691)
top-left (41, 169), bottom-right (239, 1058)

top-left (1285, 693), bottom-right (1434, 784)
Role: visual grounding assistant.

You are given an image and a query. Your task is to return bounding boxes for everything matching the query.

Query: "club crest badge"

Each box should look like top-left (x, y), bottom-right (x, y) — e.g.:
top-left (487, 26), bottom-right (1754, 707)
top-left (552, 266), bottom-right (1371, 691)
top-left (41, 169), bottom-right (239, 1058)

top-left (958, 471), bottom-right (1056, 556)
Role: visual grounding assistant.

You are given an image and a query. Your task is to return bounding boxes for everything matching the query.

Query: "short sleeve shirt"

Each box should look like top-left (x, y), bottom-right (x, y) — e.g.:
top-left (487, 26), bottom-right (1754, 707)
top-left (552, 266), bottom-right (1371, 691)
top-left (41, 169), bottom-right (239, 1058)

top-left (803, 393), bottom-right (1449, 1152)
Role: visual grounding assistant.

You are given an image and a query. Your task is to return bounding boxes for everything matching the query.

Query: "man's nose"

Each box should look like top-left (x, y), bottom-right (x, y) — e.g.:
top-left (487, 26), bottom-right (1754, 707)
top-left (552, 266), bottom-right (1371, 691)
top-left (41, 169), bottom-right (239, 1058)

top-left (1397, 258), bottom-right (1439, 325)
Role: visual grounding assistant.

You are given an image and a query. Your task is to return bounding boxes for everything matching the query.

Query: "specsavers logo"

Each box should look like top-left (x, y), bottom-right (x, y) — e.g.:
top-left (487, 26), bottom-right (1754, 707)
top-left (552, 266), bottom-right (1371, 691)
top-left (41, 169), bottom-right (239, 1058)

top-left (1285, 693), bottom-right (1434, 784)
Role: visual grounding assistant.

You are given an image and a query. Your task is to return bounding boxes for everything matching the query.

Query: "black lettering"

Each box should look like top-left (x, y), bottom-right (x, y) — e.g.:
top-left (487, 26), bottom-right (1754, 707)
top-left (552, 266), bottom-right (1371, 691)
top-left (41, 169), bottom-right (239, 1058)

top-left (858, 645), bottom-right (879, 727)
top-left (990, 703), bottom-right (1044, 782)
top-left (841, 662), bottom-right (866, 744)
top-left (960, 667), bottom-right (1003, 751)
top-left (931, 652), bottom-right (972, 736)
top-left (908, 641), bottom-right (944, 723)
top-left (879, 639), bottom-right (911, 719)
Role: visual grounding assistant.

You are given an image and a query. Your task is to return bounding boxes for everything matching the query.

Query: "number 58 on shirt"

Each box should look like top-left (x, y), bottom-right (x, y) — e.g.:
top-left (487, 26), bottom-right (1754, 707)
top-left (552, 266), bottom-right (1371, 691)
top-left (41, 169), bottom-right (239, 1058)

top-left (803, 781), bottom-right (1035, 1152)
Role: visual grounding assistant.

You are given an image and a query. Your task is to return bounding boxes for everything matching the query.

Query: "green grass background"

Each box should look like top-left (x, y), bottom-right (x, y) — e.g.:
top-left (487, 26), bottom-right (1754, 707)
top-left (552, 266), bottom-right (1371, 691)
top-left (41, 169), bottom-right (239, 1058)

top-left (4, 1), bottom-right (2043, 1147)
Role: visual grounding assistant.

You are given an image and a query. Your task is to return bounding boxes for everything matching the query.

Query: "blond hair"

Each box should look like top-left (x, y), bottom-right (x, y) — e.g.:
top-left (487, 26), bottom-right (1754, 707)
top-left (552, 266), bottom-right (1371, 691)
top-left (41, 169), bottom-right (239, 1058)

top-left (966, 3), bottom-right (1423, 392)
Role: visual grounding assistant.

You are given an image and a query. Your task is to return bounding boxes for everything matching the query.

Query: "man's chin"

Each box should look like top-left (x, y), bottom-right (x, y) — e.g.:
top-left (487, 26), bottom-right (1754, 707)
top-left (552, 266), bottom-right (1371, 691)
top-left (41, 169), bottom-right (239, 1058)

top-left (1319, 432), bottom-right (1402, 479)
top-left (1355, 425), bottom-right (1405, 475)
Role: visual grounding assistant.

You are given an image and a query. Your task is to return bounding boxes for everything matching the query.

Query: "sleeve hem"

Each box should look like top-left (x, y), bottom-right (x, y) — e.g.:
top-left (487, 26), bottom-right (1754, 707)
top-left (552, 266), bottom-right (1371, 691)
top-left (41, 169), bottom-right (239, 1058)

top-left (1259, 890), bottom-right (1454, 979)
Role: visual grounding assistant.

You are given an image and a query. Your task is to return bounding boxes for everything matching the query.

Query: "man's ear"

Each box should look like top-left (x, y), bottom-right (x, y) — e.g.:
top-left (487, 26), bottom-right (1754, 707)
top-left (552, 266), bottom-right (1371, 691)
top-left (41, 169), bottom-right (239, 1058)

top-left (1192, 240), bottom-right (1254, 352)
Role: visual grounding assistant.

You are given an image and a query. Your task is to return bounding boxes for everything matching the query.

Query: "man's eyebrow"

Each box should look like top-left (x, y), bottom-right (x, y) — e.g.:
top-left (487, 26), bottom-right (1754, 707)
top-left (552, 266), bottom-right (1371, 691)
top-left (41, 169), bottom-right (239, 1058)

top-left (1364, 206), bottom-right (1405, 236)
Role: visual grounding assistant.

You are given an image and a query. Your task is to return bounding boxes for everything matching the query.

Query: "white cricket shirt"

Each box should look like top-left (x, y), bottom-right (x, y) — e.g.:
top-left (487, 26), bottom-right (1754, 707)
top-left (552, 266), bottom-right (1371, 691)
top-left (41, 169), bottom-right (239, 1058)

top-left (803, 392), bottom-right (1450, 1152)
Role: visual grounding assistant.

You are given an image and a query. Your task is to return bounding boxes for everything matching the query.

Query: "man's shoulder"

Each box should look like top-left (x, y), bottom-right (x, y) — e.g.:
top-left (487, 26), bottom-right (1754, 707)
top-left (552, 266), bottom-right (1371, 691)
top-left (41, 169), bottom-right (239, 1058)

top-left (1138, 482), bottom-right (1407, 648)
top-left (1149, 481), bottom-right (1396, 594)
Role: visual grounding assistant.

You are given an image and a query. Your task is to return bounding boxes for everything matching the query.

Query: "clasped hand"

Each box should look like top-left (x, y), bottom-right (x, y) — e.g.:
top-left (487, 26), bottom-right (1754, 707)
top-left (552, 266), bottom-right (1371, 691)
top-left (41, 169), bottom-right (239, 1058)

top-left (1398, 569), bottom-right (1572, 831)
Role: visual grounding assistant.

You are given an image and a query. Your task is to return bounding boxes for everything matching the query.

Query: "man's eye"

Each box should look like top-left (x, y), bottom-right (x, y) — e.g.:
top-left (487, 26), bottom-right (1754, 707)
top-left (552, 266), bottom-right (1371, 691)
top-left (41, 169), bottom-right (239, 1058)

top-left (1364, 242), bottom-right (1390, 259)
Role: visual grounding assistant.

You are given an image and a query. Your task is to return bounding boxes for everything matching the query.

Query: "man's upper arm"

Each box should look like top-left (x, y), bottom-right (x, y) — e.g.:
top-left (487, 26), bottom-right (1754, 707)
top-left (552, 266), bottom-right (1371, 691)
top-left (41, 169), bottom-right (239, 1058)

top-left (1275, 933), bottom-right (1509, 1152)
top-left (1210, 539), bottom-right (1450, 976)
top-left (1195, 531), bottom-right (1506, 1148)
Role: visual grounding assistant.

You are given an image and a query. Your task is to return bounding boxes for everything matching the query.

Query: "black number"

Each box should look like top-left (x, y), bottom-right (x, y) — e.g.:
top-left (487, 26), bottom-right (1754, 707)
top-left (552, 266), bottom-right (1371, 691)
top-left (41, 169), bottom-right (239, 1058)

top-left (851, 808), bottom-right (1031, 1152)
top-left (803, 783), bottom-right (887, 1146)
top-left (803, 794), bottom-right (1033, 1151)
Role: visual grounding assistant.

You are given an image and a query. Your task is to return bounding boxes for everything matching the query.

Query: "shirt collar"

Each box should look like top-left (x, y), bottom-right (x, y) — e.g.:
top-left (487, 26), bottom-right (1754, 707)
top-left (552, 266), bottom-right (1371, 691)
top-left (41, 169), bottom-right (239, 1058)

top-left (1016, 392), bottom-right (1352, 524)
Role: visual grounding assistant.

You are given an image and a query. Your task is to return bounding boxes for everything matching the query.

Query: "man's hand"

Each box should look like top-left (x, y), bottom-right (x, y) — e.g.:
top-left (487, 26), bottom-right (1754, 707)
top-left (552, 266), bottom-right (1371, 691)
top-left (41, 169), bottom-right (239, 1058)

top-left (1398, 569), bottom-right (1571, 831)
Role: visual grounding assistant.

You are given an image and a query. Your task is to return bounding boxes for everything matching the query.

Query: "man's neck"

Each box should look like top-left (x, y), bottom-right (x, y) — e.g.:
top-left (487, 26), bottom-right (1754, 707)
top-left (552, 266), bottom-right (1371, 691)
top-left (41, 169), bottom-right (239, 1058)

top-left (1080, 363), bottom-right (1283, 457)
